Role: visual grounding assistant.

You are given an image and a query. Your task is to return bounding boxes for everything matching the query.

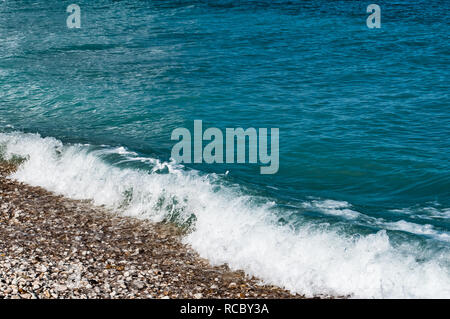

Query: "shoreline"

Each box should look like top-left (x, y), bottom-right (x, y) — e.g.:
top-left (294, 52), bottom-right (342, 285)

top-left (0, 162), bottom-right (305, 299)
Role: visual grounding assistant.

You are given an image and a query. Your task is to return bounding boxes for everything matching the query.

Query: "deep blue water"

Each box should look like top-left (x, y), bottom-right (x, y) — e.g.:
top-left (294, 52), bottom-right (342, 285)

top-left (0, 1), bottom-right (449, 297)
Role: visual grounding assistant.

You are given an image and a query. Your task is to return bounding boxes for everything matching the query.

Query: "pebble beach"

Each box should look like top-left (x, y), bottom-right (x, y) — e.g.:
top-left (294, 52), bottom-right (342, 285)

top-left (0, 161), bottom-right (303, 299)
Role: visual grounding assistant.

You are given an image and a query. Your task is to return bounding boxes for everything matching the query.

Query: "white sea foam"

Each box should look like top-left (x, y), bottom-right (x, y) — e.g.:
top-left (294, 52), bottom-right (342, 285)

top-left (1, 131), bottom-right (449, 298)
top-left (301, 199), bottom-right (361, 219)
top-left (391, 206), bottom-right (450, 221)
top-left (383, 220), bottom-right (450, 243)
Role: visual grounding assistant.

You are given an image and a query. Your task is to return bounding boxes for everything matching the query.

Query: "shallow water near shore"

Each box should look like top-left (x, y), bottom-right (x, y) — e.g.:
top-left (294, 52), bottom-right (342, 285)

top-left (1, 0), bottom-right (449, 298)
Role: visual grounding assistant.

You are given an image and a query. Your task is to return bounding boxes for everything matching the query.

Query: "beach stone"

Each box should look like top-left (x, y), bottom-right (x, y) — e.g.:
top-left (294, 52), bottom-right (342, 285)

top-left (228, 282), bottom-right (237, 289)
top-left (37, 265), bottom-right (48, 272)
top-left (132, 280), bottom-right (145, 290)
top-left (56, 284), bottom-right (67, 292)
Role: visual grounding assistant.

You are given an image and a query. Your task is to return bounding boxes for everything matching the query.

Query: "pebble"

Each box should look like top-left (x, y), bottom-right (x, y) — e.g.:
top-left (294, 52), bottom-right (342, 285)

top-left (228, 282), bottom-right (237, 289)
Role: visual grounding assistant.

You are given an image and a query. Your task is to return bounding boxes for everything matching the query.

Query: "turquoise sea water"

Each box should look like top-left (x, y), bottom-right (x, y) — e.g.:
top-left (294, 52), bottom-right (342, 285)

top-left (1, 1), bottom-right (449, 297)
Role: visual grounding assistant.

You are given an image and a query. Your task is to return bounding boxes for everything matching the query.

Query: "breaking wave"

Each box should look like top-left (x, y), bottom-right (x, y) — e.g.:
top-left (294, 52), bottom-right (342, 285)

top-left (1, 131), bottom-right (449, 298)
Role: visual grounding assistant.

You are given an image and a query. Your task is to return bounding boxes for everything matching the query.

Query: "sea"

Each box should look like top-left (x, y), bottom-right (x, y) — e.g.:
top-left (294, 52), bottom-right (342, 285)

top-left (0, 0), bottom-right (449, 298)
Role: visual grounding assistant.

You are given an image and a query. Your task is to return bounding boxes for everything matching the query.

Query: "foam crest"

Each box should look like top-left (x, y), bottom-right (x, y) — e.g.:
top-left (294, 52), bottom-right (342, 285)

top-left (384, 220), bottom-right (450, 242)
top-left (301, 199), bottom-right (361, 219)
